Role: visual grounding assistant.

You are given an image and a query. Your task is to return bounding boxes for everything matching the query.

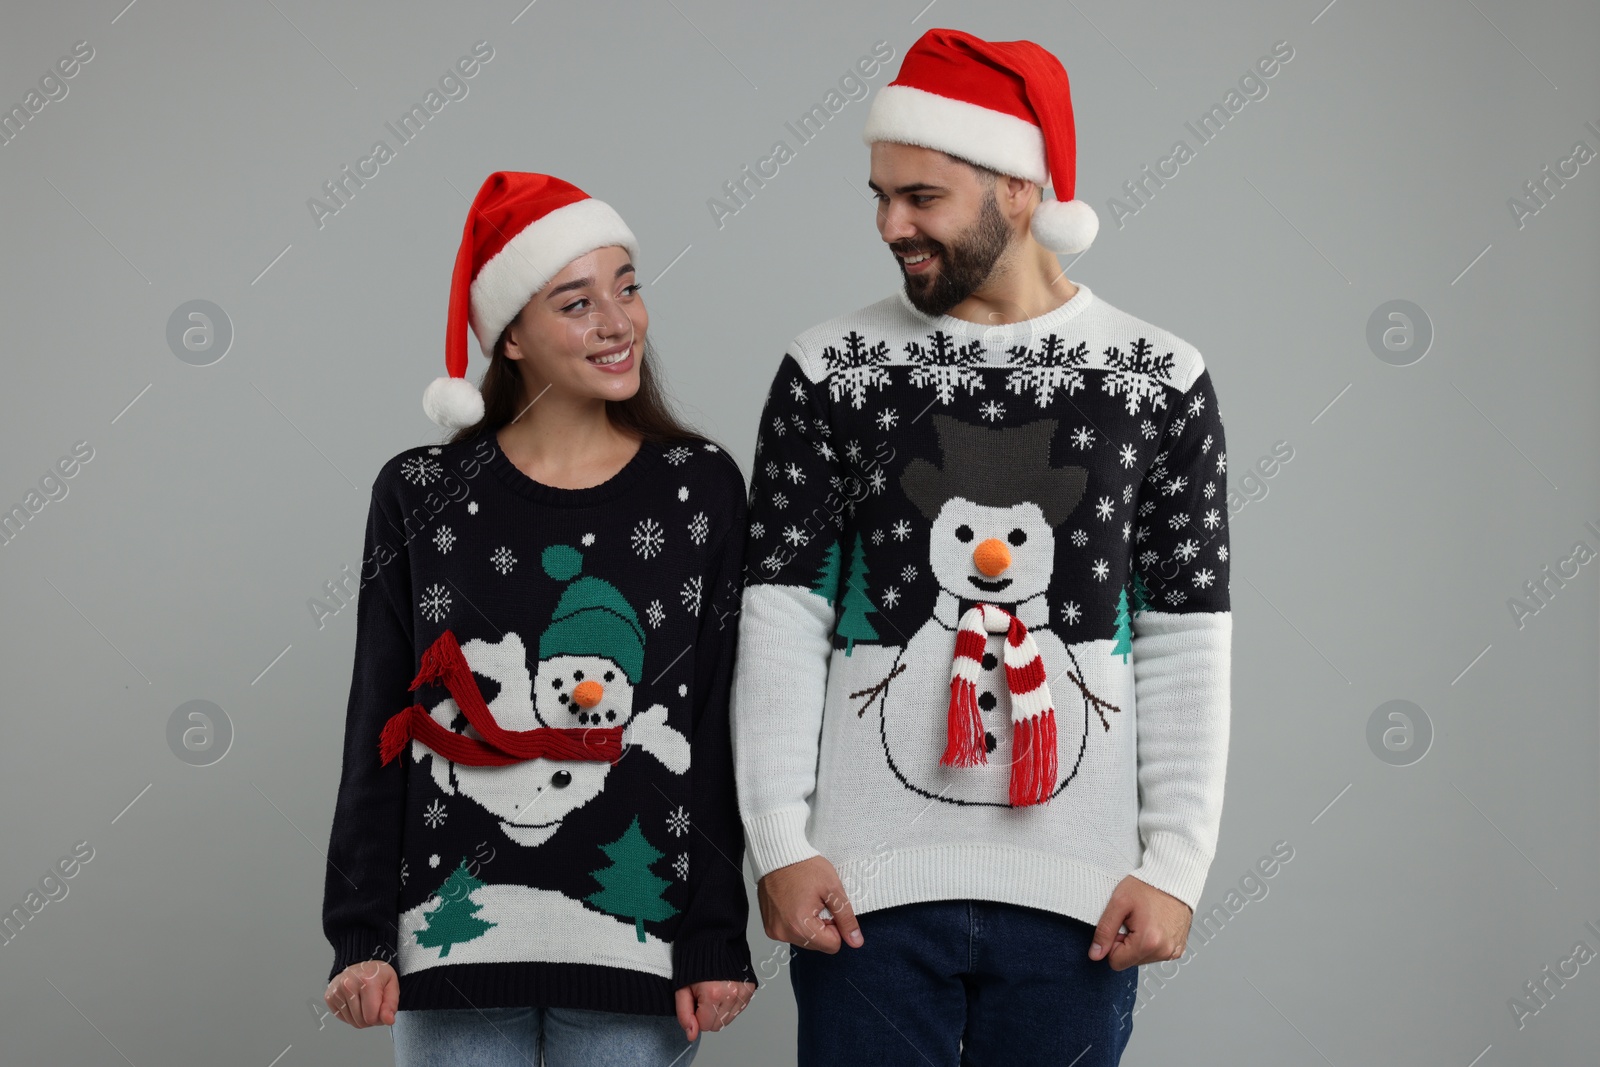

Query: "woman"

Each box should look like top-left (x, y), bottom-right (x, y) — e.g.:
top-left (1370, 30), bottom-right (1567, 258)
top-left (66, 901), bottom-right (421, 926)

top-left (320, 171), bottom-right (757, 1065)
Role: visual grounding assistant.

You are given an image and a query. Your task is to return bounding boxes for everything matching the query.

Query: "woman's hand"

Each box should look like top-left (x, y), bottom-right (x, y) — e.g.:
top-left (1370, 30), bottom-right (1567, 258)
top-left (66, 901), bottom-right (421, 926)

top-left (674, 979), bottom-right (755, 1041)
top-left (325, 959), bottom-right (400, 1028)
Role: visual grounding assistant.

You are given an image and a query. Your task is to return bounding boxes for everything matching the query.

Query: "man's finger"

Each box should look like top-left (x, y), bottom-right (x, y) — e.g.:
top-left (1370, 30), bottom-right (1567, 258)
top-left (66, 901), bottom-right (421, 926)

top-left (1089, 898), bottom-right (1129, 961)
top-left (824, 884), bottom-right (864, 948)
top-left (379, 971), bottom-right (399, 1026)
top-left (359, 971), bottom-right (385, 1027)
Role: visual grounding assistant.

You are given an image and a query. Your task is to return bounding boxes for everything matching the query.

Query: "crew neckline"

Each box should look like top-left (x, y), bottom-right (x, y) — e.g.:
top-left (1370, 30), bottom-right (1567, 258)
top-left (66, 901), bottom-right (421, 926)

top-left (485, 432), bottom-right (660, 508)
top-left (895, 280), bottom-right (1095, 362)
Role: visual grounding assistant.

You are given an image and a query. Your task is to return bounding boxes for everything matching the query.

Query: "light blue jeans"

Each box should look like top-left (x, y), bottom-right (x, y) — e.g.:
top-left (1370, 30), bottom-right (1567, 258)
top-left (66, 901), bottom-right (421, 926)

top-left (392, 1005), bottom-right (700, 1067)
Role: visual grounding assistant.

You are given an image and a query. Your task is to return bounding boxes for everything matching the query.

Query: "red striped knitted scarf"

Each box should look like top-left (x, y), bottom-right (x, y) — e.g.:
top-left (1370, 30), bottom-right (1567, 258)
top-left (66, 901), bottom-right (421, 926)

top-left (377, 629), bottom-right (624, 767)
top-left (942, 603), bottom-right (1058, 806)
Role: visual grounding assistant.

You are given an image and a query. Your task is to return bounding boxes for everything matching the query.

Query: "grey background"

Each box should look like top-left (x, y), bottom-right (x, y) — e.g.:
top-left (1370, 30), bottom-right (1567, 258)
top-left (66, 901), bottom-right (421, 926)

top-left (1, 0), bottom-right (1595, 1064)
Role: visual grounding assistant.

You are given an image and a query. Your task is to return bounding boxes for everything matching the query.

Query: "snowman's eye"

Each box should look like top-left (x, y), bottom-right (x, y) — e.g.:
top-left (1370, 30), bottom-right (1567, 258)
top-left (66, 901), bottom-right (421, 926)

top-left (604, 670), bottom-right (615, 682)
top-left (551, 677), bottom-right (563, 689)
top-left (955, 524), bottom-right (974, 542)
top-left (1008, 528), bottom-right (1027, 546)
top-left (573, 670), bottom-right (584, 681)
top-left (551, 770), bottom-right (571, 788)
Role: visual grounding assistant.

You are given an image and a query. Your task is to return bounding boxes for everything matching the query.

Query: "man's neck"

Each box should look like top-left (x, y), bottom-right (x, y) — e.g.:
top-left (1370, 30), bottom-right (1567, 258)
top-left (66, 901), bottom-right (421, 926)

top-left (938, 247), bottom-right (1078, 326)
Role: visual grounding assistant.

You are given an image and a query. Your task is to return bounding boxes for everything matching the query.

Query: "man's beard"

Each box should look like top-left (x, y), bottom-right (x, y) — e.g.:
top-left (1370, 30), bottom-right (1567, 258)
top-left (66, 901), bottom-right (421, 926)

top-left (895, 188), bottom-right (1013, 317)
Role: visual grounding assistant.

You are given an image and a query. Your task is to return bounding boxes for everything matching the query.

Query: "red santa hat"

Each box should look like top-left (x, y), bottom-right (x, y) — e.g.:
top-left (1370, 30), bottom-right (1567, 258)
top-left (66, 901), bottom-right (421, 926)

top-left (424, 171), bottom-right (640, 430)
top-left (861, 28), bottom-right (1098, 255)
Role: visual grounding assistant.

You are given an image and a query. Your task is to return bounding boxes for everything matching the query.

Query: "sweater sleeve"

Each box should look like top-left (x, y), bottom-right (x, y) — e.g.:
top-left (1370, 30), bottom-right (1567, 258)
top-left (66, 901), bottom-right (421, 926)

top-left (671, 459), bottom-right (759, 989)
top-left (321, 478), bottom-right (413, 981)
top-left (729, 350), bottom-right (848, 880)
top-left (1126, 366), bottom-right (1233, 911)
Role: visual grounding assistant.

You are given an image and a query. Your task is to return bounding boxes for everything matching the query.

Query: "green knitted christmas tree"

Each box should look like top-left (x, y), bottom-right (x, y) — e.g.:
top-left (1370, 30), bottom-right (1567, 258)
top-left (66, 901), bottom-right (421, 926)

top-left (585, 815), bottom-right (678, 942)
top-left (835, 533), bottom-right (880, 655)
top-left (414, 857), bottom-right (496, 957)
top-left (1112, 586), bottom-right (1134, 663)
top-left (809, 539), bottom-right (842, 606)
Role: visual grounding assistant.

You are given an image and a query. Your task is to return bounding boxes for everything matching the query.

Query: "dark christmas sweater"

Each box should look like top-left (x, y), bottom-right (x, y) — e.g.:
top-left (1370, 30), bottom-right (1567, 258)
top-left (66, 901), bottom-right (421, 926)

top-left (730, 281), bottom-right (1233, 925)
top-left (322, 431), bottom-right (757, 1016)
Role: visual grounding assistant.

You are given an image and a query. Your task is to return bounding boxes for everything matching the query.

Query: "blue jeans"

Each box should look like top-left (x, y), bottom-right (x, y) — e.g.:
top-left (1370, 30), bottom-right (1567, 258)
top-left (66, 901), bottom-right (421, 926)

top-left (789, 899), bottom-right (1138, 1066)
top-left (391, 1004), bottom-right (699, 1067)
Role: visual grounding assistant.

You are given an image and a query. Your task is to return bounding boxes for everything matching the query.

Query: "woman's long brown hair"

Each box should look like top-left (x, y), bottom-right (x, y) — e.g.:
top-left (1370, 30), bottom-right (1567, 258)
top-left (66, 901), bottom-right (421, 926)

top-left (446, 317), bottom-right (713, 449)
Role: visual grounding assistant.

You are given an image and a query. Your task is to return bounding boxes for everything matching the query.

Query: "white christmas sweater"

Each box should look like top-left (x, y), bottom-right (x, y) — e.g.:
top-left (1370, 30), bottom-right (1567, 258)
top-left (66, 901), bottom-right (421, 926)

top-left (730, 281), bottom-right (1232, 926)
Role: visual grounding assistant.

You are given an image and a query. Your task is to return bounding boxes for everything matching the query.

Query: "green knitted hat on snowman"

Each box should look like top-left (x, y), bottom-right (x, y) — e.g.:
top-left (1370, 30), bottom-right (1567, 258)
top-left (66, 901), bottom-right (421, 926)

top-left (537, 544), bottom-right (646, 683)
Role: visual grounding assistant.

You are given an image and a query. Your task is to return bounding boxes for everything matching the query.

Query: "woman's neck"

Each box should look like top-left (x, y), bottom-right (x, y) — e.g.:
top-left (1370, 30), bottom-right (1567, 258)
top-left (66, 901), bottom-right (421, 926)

top-left (495, 395), bottom-right (641, 491)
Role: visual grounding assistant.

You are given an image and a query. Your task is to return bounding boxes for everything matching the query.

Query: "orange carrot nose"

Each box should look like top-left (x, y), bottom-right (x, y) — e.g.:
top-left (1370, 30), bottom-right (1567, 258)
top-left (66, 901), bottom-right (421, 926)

top-left (572, 680), bottom-right (604, 707)
top-left (973, 538), bottom-right (1011, 576)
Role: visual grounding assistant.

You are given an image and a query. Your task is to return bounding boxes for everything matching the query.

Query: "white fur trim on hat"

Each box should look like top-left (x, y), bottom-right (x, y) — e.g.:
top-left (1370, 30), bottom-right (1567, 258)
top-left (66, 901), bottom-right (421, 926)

top-left (861, 84), bottom-right (1048, 187)
top-left (423, 374), bottom-right (485, 430)
top-left (1031, 198), bottom-right (1099, 255)
top-left (467, 197), bottom-right (640, 359)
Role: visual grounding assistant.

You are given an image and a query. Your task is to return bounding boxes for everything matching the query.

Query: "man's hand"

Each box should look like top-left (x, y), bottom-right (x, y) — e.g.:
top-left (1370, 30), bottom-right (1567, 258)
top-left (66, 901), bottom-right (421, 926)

top-left (756, 855), bottom-right (864, 953)
top-left (674, 979), bottom-right (756, 1041)
top-left (325, 959), bottom-right (399, 1028)
top-left (1088, 875), bottom-right (1192, 970)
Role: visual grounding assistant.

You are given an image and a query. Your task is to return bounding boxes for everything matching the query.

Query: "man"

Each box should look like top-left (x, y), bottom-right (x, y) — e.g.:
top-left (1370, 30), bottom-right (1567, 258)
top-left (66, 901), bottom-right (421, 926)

top-left (730, 28), bottom-right (1232, 1066)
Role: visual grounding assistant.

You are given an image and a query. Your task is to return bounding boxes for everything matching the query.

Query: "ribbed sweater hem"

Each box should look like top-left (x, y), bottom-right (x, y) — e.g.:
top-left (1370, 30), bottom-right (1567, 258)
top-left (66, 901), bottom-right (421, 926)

top-left (396, 961), bottom-right (680, 1015)
top-left (834, 843), bottom-right (1131, 929)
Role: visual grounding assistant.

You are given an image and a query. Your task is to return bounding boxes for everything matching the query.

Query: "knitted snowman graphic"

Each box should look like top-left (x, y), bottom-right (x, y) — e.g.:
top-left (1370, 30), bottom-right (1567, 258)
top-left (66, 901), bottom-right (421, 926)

top-left (400, 543), bottom-right (689, 848)
top-left (865, 414), bottom-right (1122, 807)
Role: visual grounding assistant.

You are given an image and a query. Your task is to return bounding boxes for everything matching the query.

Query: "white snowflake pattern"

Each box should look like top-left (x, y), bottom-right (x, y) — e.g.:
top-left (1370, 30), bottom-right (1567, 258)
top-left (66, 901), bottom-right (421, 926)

top-left (1071, 426), bottom-right (1097, 450)
top-left (1168, 513), bottom-right (1190, 529)
top-left (890, 520), bottom-right (913, 542)
top-left (813, 442), bottom-right (836, 465)
top-left (762, 549), bottom-right (786, 573)
top-left (423, 799), bottom-right (447, 829)
top-left (1070, 529), bottom-right (1088, 547)
top-left (901, 564), bottom-right (918, 582)
top-left (490, 546), bottom-right (516, 575)
top-left (688, 511), bottom-right (709, 545)
top-left (1164, 589), bottom-right (1187, 605)
top-left (877, 408), bottom-right (899, 430)
top-left (1119, 443), bottom-right (1139, 469)
top-left (1201, 508), bottom-right (1223, 530)
top-left (1161, 475), bottom-right (1190, 497)
top-left (427, 447), bottom-right (441, 455)
top-left (772, 491), bottom-right (789, 509)
top-left (678, 486), bottom-right (689, 502)
top-left (681, 576), bottom-right (703, 616)
top-left (749, 521), bottom-right (766, 539)
top-left (980, 400), bottom-right (1006, 422)
top-left (782, 525), bottom-right (809, 547)
top-left (789, 379), bottom-right (807, 401)
top-left (1203, 481), bottom-right (1217, 499)
top-left (1200, 433), bottom-right (1214, 454)
top-left (1192, 568), bottom-right (1216, 589)
top-left (1140, 420), bottom-right (1157, 440)
top-left (665, 446), bottom-right (693, 465)
top-left (1167, 416), bottom-right (1187, 438)
top-left (1216, 451), bottom-right (1228, 474)
top-left (400, 858), bottom-right (409, 885)
top-left (433, 526), bottom-right (456, 553)
top-left (646, 600), bottom-right (666, 628)
top-left (1005, 334), bottom-right (1088, 406)
top-left (582, 532), bottom-right (595, 545)
top-left (631, 517), bottom-right (665, 558)
top-left (1175, 539), bottom-right (1200, 562)
top-left (821, 332), bottom-right (893, 409)
top-left (419, 584), bottom-right (451, 622)
top-left (1091, 559), bottom-right (1110, 581)
top-left (673, 852), bottom-right (690, 880)
top-left (1135, 526), bottom-right (1151, 543)
top-left (905, 331), bottom-right (987, 404)
top-left (882, 586), bottom-right (902, 608)
top-left (764, 461), bottom-right (780, 480)
top-left (1218, 545), bottom-right (1229, 561)
top-left (1123, 484), bottom-right (1135, 503)
top-left (844, 441), bottom-right (863, 462)
top-left (1094, 496), bottom-right (1115, 521)
top-left (1122, 521), bottom-right (1131, 542)
top-left (871, 528), bottom-right (885, 545)
top-left (784, 463), bottom-right (807, 485)
top-left (1138, 500), bottom-right (1157, 517)
top-left (1101, 337), bottom-right (1175, 416)
top-left (1188, 393), bottom-right (1207, 417)
top-left (1139, 550), bottom-right (1160, 568)
top-left (1061, 601), bottom-right (1082, 624)
top-left (867, 468), bottom-right (887, 494)
top-left (466, 501), bottom-right (478, 515)
top-left (667, 806), bottom-right (691, 837)
top-left (400, 455), bottom-right (444, 485)
top-left (428, 854), bottom-right (440, 868)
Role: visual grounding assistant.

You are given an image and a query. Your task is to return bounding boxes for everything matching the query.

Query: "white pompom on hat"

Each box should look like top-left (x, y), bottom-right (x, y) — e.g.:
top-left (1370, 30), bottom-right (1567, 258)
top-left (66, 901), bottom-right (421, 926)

top-left (427, 172), bottom-right (640, 430)
top-left (861, 28), bottom-right (1098, 256)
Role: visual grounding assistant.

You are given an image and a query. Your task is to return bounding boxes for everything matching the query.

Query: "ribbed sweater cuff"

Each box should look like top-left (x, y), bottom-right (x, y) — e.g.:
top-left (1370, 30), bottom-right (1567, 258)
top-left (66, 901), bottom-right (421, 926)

top-left (1129, 830), bottom-right (1215, 911)
top-left (327, 929), bottom-right (397, 983)
top-left (742, 805), bottom-right (820, 880)
top-left (673, 936), bottom-right (759, 990)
